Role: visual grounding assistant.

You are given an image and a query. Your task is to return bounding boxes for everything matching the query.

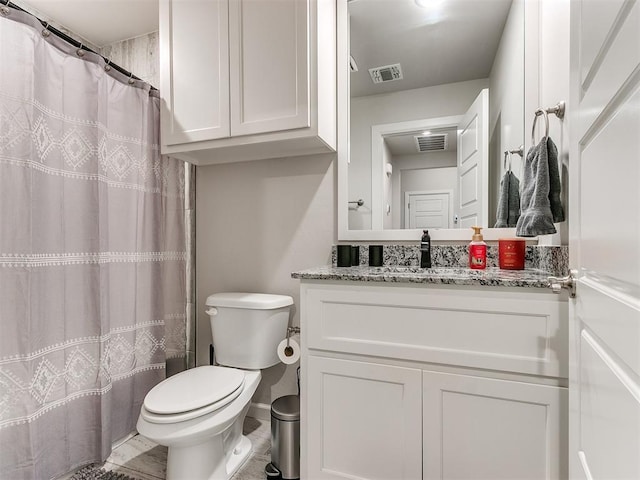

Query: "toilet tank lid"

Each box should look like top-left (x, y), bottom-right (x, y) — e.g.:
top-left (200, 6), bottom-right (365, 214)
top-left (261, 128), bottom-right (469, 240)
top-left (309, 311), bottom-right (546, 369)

top-left (206, 292), bottom-right (293, 310)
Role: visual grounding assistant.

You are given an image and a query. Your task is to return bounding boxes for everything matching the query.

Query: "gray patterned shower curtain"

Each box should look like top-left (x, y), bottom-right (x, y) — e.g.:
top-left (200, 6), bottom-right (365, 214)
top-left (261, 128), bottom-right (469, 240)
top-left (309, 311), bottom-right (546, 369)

top-left (0, 9), bottom-right (186, 479)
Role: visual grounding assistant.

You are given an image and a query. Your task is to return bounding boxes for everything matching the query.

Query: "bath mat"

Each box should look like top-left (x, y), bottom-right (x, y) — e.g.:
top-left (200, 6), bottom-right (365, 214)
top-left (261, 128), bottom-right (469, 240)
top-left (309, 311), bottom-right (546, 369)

top-left (70, 464), bottom-right (142, 480)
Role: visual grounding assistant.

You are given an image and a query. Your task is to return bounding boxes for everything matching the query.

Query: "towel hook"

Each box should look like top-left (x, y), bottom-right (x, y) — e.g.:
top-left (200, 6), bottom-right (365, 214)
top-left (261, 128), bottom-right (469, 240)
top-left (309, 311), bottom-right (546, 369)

top-left (503, 151), bottom-right (512, 172)
top-left (546, 101), bottom-right (566, 120)
top-left (510, 145), bottom-right (524, 157)
top-left (531, 108), bottom-right (549, 145)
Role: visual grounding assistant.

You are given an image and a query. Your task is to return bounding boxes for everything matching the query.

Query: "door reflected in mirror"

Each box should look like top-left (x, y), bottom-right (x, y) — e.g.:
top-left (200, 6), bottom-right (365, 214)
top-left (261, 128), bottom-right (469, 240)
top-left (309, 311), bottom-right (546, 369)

top-left (370, 90), bottom-right (489, 230)
top-left (387, 127), bottom-right (458, 230)
top-left (346, 0), bottom-right (524, 237)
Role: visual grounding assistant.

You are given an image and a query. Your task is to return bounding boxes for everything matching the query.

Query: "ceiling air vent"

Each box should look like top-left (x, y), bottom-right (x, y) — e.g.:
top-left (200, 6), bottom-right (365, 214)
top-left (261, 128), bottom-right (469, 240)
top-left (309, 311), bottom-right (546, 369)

top-left (414, 134), bottom-right (448, 152)
top-left (368, 63), bottom-right (403, 84)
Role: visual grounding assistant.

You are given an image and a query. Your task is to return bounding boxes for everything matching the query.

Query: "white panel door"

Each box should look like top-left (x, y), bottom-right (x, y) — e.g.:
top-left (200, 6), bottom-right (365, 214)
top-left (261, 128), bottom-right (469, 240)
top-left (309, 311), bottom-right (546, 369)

top-left (306, 356), bottom-right (422, 480)
top-left (229, 0), bottom-right (310, 137)
top-left (423, 371), bottom-right (567, 480)
top-left (405, 191), bottom-right (450, 229)
top-left (160, 0), bottom-right (230, 145)
top-left (457, 88), bottom-right (488, 229)
top-left (569, 1), bottom-right (640, 479)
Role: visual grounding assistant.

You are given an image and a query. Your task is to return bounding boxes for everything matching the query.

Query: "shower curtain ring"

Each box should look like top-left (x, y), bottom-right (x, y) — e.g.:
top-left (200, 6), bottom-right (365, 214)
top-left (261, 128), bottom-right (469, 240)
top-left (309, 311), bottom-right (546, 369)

top-left (41, 22), bottom-right (51, 38)
top-left (76, 43), bottom-right (85, 57)
top-left (128, 73), bottom-right (135, 85)
top-left (104, 58), bottom-right (112, 72)
top-left (0, 0), bottom-right (10, 16)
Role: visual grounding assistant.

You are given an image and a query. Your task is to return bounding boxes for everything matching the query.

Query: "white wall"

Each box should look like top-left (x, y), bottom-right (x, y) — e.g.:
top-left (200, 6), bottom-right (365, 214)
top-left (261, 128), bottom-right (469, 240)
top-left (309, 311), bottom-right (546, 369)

top-left (488, 0), bottom-right (526, 226)
top-left (196, 154), bottom-right (335, 406)
top-left (349, 78), bottom-right (490, 230)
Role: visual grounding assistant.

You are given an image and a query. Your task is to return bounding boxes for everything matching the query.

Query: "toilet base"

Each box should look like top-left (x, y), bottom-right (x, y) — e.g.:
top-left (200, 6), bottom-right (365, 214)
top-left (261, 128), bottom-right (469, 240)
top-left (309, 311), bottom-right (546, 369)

top-left (137, 369), bottom-right (262, 480)
top-left (165, 434), bottom-right (252, 480)
top-left (225, 435), bottom-right (252, 478)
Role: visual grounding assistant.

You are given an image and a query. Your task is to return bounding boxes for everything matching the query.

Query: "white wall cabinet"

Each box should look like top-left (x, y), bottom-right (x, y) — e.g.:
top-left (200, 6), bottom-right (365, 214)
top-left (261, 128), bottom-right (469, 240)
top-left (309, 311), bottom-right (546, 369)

top-left (159, 0), bottom-right (336, 165)
top-left (300, 281), bottom-right (568, 480)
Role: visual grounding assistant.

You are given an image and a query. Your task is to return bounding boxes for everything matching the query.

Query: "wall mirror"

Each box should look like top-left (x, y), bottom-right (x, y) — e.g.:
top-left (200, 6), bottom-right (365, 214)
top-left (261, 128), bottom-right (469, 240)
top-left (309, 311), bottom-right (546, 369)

top-left (338, 0), bottom-right (528, 241)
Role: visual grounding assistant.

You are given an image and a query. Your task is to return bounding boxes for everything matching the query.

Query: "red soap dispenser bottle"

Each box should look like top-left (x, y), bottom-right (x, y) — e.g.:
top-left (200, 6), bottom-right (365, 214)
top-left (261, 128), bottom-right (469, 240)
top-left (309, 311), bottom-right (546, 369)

top-left (469, 226), bottom-right (487, 270)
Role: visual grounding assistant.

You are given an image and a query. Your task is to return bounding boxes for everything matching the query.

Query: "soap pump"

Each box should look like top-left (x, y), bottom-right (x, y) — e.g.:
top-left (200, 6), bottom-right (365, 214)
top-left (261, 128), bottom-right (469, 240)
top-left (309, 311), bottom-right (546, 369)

top-left (420, 229), bottom-right (431, 268)
top-left (469, 226), bottom-right (487, 270)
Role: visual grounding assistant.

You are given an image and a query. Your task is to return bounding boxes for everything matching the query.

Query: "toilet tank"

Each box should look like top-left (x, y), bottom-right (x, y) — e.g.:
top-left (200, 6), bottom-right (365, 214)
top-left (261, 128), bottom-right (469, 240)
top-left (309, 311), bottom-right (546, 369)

top-left (205, 293), bottom-right (293, 369)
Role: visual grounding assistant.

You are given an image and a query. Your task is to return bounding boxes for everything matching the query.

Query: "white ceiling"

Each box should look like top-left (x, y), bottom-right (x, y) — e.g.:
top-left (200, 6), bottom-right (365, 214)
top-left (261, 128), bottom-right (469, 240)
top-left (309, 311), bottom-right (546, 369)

top-left (15, 0), bottom-right (158, 47)
top-left (350, 0), bottom-right (513, 97)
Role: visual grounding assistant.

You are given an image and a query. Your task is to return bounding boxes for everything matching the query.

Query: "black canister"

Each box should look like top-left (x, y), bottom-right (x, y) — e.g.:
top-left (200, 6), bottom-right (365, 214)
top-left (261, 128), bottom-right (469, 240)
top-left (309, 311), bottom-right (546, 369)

top-left (351, 246), bottom-right (360, 266)
top-left (336, 245), bottom-right (351, 267)
top-left (420, 230), bottom-right (431, 268)
top-left (368, 245), bottom-right (383, 266)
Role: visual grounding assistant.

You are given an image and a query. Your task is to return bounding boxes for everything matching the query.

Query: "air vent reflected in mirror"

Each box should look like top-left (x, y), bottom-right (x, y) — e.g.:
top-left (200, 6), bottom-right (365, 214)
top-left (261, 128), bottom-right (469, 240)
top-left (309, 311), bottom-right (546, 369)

top-left (414, 133), bottom-right (448, 152)
top-left (368, 63), bottom-right (403, 84)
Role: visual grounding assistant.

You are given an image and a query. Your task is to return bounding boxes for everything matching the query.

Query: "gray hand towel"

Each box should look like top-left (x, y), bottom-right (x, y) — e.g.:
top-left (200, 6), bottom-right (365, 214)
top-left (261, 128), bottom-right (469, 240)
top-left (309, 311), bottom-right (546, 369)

top-left (494, 170), bottom-right (520, 228)
top-left (516, 136), bottom-right (565, 236)
top-left (546, 137), bottom-right (565, 223)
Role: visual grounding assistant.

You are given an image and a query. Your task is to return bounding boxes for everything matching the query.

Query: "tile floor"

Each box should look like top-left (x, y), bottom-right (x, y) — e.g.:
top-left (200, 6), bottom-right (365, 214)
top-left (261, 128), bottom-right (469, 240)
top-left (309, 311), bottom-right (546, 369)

top-left (100, 416), bottom-right (272, 480)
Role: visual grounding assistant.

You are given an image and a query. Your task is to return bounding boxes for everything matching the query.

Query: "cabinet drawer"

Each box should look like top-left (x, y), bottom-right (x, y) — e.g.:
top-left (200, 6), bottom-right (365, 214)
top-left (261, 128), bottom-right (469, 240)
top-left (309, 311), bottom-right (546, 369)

top-left (303, 283), bottom-right (568, 378)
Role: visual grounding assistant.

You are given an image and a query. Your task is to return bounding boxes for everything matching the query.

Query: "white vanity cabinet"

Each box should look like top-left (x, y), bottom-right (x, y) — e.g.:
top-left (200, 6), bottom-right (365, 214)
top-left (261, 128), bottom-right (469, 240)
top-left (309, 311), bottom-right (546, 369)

top-left (159, 0), bottom-right (336, 165)
top-left (300, 281), bottom-right (568, 480)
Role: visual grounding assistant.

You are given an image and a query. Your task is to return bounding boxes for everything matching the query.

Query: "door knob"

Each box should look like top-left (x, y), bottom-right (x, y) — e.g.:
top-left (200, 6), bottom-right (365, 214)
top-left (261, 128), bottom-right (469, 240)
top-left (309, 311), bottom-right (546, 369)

top-left (547, 271), bottom-right (576, 298)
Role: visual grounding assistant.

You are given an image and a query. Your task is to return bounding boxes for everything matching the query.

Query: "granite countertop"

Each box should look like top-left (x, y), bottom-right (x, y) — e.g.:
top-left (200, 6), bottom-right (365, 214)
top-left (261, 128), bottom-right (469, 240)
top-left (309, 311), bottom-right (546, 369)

top-left (291, 265), bottom-right (555, 289)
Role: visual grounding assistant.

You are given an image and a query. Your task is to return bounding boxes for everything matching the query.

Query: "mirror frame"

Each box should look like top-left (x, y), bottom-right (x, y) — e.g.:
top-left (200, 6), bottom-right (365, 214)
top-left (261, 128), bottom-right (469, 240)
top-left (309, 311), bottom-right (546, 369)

top-left (337, 0), bottom-right (550, 243)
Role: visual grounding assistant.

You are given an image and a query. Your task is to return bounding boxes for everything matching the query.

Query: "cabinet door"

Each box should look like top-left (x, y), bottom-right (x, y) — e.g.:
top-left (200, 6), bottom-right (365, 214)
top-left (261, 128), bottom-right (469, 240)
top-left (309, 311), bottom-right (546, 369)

top-left (306, 356), bottom-right (422, 480)
top-left (160, 0), bottom-right (230, 145)
top-left (229, 0), bottom-right (310, 137)
top-left (423, 371), bottom-right (567, 480)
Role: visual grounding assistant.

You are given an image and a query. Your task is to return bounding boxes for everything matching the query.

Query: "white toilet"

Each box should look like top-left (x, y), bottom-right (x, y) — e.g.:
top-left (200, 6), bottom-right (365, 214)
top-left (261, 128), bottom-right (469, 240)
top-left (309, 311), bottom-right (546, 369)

top-left (136, 292), bottom-right (293, 480)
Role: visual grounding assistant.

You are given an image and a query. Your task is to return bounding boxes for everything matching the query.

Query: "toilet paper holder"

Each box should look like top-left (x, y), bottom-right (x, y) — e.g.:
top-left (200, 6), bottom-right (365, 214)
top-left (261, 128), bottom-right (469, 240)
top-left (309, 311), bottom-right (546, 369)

top-left (285, 326), bottom-right (301, 355)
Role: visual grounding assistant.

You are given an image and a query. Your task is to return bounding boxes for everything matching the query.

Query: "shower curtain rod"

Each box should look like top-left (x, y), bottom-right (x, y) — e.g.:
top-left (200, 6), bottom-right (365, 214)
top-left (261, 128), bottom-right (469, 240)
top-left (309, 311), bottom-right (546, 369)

top-left (1, 0), bottom-right (157, 90)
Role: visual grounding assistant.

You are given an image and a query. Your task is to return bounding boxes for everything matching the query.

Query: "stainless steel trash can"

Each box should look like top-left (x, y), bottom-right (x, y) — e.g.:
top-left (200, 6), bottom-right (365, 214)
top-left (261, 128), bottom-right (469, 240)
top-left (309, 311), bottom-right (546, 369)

top-left (270, 395), bottom-right (300, 479)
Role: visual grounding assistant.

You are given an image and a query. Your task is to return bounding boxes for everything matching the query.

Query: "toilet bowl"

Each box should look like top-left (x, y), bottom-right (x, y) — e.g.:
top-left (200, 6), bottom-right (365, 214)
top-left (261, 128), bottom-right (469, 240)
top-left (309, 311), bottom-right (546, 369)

top-left (137, 367), bottom-right (261, 480)
top-left (136, 292), bottom-right (293, 480)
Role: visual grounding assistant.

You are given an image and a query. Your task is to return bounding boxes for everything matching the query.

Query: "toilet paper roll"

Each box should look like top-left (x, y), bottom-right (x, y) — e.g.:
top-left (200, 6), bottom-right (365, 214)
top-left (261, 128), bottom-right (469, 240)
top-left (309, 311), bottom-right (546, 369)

top-left (277, 337), bottom-right (301, 365)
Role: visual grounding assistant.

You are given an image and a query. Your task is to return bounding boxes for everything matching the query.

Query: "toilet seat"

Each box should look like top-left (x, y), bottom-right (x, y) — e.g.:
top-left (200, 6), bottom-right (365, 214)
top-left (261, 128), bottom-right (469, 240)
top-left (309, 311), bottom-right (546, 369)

top-left (141, 366), bottom-right (245, 424)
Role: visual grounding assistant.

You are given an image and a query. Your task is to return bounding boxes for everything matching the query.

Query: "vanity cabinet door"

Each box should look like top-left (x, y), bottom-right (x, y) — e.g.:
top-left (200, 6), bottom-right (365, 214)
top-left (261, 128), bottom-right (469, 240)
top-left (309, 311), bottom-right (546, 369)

top-left (306, 356), bottom-right (422, 480)
top-left (422, 370), bottom-right (568, 480)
